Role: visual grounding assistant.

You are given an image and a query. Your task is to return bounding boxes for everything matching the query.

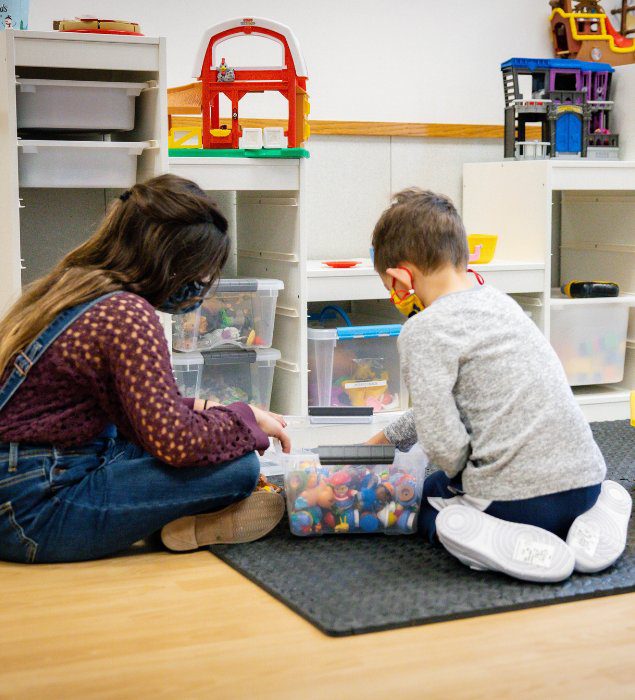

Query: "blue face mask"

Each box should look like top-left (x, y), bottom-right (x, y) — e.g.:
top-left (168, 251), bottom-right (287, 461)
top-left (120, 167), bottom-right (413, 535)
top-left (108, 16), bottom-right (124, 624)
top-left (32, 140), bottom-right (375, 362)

top-left (158, 280), bottom-right (207, 315)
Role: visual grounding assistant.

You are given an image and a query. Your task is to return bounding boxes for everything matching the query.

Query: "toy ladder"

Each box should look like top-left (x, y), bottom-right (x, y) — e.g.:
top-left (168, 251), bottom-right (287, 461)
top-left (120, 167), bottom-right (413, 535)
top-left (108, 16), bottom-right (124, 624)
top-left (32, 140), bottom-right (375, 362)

top-left (502, 71), bottom-right (517, 108)
top-left (611, 1), bottom-right (635, 37)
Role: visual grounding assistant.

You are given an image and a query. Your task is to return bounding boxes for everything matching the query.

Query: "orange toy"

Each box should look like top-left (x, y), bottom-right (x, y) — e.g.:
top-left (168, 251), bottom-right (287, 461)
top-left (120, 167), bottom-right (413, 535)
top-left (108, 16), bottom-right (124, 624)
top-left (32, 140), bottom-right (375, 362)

top-left (549, 1), bottom-right (635, 66)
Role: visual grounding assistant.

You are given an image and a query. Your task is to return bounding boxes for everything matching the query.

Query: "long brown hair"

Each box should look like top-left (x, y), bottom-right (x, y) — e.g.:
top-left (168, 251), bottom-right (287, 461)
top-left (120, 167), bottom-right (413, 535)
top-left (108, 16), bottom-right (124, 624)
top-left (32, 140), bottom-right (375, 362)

top-left (0, 174), bottom-right (229, 376)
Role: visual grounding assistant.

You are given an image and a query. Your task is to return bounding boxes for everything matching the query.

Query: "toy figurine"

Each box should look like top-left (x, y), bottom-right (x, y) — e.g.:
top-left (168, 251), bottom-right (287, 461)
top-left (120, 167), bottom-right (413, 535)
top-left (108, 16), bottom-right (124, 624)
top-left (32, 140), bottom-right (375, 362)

top-left (290, 506), bottom-right (322, 535)
top-left (216, 57), bottom-right (235, 82)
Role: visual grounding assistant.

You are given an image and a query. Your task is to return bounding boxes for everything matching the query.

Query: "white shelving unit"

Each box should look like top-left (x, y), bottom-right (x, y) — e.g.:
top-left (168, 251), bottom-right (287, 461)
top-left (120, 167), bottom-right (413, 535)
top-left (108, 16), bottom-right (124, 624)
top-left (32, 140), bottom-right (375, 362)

top-left (169, 157), bottom-right (308, 416)
top-left (0, 29), bottom-right (168, 316)
top-left (463, 159), bottom-right (635, 421)
top-left (307, 258), bottom-right (546, 301)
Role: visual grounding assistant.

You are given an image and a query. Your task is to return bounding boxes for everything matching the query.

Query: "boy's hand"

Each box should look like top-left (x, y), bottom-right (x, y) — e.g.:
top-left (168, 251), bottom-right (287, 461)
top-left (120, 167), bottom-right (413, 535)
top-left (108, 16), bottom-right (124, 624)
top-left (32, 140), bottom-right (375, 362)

top-left (366, 430), bottom-right (391, 446)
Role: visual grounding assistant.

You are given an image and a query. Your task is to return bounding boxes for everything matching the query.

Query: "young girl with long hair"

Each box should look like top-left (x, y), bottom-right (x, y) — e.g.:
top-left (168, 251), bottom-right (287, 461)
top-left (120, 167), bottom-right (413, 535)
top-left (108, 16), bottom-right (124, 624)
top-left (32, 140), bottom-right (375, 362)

top-left (0, 174), bottom-right (290, 563)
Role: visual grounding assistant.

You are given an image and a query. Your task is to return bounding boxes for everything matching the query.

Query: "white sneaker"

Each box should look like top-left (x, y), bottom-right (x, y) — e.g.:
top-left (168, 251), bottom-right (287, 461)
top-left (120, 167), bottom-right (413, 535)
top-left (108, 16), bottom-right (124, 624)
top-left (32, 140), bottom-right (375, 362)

top-left (436, 504), bottom-right (575, 583)
top-left (566, 480), bottom-right (632, 574)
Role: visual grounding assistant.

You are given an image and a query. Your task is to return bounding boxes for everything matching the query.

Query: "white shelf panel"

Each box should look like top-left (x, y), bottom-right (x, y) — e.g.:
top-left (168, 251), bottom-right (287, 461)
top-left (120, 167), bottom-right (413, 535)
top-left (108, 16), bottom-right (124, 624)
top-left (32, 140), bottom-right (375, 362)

top-left (307, 258), bottom-right (383, 301)
top-left (12, 30), bottom-right (162, 72)
top-left (279, 387), bottom-right (627, 451)
top-left (469, 160), bottom-right (635, 192)
top-left (283, 411), bottom-right (405, 451)
top-left (549, 291), bottom-right (635, 307)
top-left (550, 161), bottom-right (635, 191)
top-left (307, 258), bottom-right (545, 301)
top-left (573, 386), bottom-right (632, 422)
top-left (169, 157), bottom-right (301, 191)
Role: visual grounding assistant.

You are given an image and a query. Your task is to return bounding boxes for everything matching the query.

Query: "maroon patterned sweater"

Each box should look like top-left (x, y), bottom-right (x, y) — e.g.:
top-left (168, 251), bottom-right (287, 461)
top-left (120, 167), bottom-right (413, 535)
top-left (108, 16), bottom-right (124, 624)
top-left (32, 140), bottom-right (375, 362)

top-left (0, 292), bottom-right (270, 466)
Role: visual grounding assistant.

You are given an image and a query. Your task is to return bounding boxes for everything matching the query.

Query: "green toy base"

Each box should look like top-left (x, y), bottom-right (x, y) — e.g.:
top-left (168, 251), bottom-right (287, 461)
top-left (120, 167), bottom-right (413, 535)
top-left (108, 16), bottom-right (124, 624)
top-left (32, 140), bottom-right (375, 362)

top-left (169, 148), bottom-right (310, 159)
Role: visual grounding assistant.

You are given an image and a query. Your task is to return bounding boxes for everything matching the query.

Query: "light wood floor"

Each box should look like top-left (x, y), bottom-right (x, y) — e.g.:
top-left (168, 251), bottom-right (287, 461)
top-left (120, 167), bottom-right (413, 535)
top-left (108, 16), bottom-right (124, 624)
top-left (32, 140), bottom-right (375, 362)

top-left (1, 545), bottom-right (634, 700)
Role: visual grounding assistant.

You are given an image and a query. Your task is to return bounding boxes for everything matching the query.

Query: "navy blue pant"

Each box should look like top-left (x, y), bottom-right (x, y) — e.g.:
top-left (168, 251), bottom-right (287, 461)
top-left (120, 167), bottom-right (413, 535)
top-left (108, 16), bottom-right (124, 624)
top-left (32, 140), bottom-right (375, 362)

top-left (418, 470), bottom-right (601, 544)
top-left (0, 435), bottom-right (260, 563)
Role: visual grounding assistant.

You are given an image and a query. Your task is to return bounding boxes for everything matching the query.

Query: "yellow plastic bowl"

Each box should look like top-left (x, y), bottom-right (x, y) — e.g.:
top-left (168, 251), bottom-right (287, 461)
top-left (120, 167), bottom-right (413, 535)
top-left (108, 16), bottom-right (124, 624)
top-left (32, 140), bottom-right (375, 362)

top-left (467, 234), bottom-right (498, 265)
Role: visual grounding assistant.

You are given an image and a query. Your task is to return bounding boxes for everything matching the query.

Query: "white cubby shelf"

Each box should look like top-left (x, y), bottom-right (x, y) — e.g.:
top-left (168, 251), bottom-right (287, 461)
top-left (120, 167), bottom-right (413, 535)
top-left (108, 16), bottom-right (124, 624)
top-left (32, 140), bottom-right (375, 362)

top-left (463, 159), bottom-right (635, 422)
top-left (307, 258), bottom-right (546, 302)
top-left (0, 29), bottom-right (168, 319)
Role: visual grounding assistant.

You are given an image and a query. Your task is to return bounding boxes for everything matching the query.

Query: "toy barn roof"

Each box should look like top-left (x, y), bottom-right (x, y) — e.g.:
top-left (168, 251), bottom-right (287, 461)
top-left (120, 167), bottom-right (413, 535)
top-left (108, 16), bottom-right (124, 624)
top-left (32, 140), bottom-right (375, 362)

top-left (192, 17), bottom-right (308, 79)
top-left (501, 57), bottom-right (614, 73)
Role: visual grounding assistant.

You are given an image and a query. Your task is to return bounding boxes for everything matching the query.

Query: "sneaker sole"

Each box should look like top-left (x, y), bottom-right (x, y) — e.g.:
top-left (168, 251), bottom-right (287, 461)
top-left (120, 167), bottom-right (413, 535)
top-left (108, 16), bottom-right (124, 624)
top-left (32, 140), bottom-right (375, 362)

top-left (566, 480), bottom-right (632, 574)
top-left (436, 505), bottom-right (575, 583)
top-left (161, 491), bottom-right (285, 551)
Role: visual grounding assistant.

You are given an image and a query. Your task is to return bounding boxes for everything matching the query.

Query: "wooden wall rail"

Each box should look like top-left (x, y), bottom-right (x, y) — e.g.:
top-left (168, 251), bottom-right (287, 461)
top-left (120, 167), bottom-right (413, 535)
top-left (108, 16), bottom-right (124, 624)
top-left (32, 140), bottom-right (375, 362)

top-left (169, 115), bottom-right (543, 140)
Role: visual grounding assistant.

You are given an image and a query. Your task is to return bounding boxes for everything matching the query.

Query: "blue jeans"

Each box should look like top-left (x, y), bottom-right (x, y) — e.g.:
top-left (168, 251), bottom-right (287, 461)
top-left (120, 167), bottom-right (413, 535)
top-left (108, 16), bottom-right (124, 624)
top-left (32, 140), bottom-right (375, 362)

top-left (418, 470), bottom-right (601, 544)
top-left (0, 435), bottom-right (260, 563)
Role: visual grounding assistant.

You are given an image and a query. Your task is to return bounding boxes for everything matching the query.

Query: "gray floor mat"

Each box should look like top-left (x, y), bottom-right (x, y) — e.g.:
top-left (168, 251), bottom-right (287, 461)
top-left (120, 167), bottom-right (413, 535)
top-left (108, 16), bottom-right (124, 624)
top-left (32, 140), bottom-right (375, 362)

top-left (210, 420), bottom-right (635, 636)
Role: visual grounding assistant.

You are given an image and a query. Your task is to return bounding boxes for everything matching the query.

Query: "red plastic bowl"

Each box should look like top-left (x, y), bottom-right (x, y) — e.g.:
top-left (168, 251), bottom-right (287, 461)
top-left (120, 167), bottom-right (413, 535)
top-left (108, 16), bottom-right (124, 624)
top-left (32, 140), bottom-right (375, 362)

top-left (322, 260), bottom-right (361, 269)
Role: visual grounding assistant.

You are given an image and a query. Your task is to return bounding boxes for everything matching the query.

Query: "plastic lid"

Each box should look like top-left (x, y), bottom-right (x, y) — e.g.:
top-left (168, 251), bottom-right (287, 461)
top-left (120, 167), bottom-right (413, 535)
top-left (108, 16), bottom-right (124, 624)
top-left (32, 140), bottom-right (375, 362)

top-left (214, 278), bottom-right (284, 293)
top-left (336, 324), bottom-right (402, 340)
top-left (255, 347), bottom-right (281, 362)
top-left (307, 326), bottom-right (337, 341)
top-left (203, 349), bottom-right (257, 365)
top-left (314, 444), bottom-right (396, 465)
top-left (172, 351), bottom-right (204, 366)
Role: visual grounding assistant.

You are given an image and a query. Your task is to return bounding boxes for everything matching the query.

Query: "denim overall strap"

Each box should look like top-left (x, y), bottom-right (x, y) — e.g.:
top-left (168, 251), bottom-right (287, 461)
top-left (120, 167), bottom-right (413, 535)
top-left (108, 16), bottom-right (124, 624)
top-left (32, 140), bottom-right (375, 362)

top-left (0, 291), bottom-right (125, 414)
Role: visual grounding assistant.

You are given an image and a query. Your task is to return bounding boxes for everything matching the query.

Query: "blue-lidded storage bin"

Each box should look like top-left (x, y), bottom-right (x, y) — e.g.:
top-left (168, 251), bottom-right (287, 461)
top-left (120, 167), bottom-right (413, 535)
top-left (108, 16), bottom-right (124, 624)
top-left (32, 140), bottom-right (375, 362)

top-left (307, 309), bottom-right (406, 412)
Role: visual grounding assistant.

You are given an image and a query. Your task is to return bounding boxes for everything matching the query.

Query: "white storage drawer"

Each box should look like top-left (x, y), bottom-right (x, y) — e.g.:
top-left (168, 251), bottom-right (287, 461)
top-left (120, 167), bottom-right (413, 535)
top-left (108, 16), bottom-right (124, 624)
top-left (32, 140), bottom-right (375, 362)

top-left (18, 140), bottom-right (153, 188)
top-left (16, 79), bottom-right (150, 131)
top-left (549, 293), bottom-right (633, 386)
top-left (517, 292), bottom-right (634, 386)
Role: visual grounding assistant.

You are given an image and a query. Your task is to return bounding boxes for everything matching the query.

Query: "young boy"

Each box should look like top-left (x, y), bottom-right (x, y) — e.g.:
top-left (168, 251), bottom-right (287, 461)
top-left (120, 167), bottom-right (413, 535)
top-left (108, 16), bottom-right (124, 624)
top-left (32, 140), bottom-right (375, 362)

top-left (368, 188), bottom-right (631, 582)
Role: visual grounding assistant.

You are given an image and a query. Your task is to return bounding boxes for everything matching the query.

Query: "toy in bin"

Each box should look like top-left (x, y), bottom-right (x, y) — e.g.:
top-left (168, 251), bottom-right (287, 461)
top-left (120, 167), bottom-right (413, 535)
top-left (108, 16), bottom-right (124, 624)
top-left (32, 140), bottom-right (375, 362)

top-left (283, 445), bottom-right (426, 536)
top-left (172, 279), bottom-right (283, 352)
top-left (307, 305), bottom-right (405, 413)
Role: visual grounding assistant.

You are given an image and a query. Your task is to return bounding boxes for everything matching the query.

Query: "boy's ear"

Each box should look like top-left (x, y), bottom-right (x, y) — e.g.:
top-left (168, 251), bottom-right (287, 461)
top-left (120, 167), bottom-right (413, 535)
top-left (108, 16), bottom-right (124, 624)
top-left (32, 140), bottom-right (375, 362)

top-left (386, 267), bottom-right (413, 289)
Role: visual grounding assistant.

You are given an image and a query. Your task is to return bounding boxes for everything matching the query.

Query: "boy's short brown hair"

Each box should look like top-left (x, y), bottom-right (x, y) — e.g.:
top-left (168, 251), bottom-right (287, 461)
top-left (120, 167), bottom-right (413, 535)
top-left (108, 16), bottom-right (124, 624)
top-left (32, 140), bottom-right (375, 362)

top-left (372, 188), bottom-right (468, 274)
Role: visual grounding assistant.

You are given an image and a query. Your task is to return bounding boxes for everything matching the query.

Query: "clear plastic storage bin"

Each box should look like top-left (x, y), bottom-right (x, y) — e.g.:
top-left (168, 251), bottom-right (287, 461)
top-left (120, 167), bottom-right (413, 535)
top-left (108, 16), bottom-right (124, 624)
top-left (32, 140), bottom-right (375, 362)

top-left (307, 319), bottom-right (405, 412)
top-left (548, 292), bottom-right (632, 386)
top-left (172, 278), bottom-right (283, 352)
top-left (518, 292), bottom-right (632, 386)
top-left (17, 140), bottom-right (152, 188)
top-left (283, 445), bottom-right (426, 536)
top-left (16, 79), bottom-right (149, 131)
top-left (172, 348), bottom-right (280, 409)
top-left (172, 351), bottom-right (204, 399)
top-left (200, 347), bottom-right (280, 409)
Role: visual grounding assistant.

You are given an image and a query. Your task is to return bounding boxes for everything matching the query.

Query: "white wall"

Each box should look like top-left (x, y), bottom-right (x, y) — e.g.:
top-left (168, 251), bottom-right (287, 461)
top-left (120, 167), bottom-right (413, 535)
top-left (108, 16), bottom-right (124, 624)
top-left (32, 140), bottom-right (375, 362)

top-left (30, 0), bottom-right (558, 123)
top-left (26, 1), bottom-right (631, 260)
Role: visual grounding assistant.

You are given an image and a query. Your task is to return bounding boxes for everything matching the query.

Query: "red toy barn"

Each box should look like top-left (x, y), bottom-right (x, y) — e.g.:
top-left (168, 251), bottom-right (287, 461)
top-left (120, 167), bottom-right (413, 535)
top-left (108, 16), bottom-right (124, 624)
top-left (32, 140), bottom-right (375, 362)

top-left (192, 17), bottom-right (310, 149)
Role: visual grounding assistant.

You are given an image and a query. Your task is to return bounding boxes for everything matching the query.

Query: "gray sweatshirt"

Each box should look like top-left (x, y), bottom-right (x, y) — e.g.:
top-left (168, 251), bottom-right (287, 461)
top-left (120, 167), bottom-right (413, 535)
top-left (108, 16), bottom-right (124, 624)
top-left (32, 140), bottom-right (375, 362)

top-left (384, 285), bottom-right (606, 501)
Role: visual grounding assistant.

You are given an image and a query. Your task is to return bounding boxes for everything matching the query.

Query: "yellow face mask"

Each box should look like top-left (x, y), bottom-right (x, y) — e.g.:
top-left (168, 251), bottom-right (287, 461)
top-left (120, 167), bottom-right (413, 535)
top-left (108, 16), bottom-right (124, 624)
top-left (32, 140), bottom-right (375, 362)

top-left (389, 267), bottom-right (424, 317)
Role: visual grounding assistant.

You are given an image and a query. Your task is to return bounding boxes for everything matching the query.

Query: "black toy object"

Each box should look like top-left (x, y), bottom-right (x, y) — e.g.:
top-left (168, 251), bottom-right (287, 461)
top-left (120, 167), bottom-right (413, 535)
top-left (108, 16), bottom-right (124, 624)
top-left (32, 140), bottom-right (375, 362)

top-left (561, 281), bottom-right (620, 298)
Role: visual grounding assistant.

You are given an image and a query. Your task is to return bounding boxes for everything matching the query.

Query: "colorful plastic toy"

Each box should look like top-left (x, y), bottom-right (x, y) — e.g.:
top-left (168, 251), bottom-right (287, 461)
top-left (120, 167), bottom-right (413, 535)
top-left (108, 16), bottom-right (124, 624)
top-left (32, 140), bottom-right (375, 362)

top-left (561, 280), bottom-right (619, 298)
top-left (168, 17), bottom-right (310, 155)
top-left (54, 17), bottom-right (142, 35)
top-left (467, 234), bottom-right (498, 264)
top-left (501, 57), bottom-right (619, 159)
top-left (283, 448), bottom-right (425, 537)
top-left (549, 1), bottom-right (635, 66)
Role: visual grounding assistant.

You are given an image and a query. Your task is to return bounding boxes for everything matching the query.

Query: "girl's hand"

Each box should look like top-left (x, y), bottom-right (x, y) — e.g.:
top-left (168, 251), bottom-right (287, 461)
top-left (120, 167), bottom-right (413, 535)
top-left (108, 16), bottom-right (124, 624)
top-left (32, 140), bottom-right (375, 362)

top-left (250, 405), bottom-right (292, 454)
top-left (366, 430), bottom-right (391, 446)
